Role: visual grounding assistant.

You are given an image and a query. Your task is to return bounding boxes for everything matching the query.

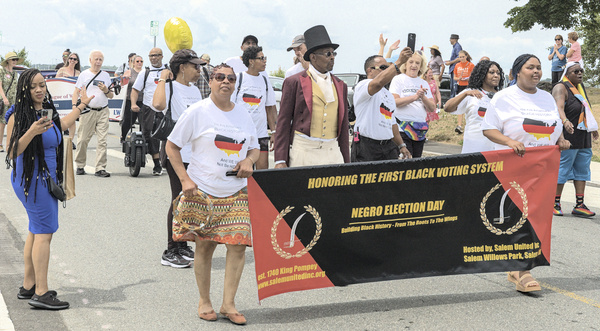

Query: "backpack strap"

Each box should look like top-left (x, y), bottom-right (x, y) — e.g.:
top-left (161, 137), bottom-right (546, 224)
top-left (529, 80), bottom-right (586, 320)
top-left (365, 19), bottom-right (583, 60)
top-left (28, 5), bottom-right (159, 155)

top-left (235, 72), bottom-right (244, 99)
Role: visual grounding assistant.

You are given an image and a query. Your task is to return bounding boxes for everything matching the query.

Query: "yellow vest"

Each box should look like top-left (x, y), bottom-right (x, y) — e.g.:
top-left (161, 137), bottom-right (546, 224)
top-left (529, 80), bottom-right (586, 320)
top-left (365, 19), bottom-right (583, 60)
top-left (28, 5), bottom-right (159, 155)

top-left (308, 72), bottom-right (339, 139)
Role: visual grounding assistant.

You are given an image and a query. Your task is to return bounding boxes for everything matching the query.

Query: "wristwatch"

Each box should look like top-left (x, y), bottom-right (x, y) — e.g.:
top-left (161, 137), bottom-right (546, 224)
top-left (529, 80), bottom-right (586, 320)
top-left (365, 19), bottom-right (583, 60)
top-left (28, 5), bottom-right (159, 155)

top-left (398, 143), bottom-right (407, 148)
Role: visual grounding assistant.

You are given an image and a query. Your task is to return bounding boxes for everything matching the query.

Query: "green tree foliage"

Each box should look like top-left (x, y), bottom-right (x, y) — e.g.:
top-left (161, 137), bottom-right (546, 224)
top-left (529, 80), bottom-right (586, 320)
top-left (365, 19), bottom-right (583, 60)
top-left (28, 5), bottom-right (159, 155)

top-left (505, 0), bottom-right (600, 85)
top-left (0, 47), bottom-right (32, 67)
top-left (270, 66), bottom-right (285, 78)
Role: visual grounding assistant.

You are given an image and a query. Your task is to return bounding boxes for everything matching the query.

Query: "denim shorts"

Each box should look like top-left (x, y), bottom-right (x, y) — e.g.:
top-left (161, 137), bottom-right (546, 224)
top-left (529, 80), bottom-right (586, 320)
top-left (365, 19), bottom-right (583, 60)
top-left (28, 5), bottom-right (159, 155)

top-left (557, 148), bottom-right (592, 184)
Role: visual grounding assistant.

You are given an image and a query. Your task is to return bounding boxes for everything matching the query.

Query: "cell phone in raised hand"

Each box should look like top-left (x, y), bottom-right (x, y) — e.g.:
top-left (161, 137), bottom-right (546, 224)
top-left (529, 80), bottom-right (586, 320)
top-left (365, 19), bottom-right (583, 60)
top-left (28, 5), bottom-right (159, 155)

top-left (407, 33), bottom-right (416, 52)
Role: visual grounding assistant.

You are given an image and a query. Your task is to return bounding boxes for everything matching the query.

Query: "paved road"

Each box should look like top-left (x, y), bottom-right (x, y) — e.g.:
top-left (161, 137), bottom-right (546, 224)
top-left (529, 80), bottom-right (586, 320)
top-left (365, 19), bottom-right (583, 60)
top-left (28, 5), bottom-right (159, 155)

top-left (1, 123), bottom-right (599, 330)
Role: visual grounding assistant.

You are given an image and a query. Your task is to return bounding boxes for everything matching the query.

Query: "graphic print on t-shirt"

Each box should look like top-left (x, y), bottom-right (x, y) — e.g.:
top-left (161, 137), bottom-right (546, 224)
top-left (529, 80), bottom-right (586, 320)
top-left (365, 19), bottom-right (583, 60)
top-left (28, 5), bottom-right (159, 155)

top-left (522, 118), bottom-right (557, 140)
top-left (243, 93), bottom-right (262, 108)
top-left (477, 107), bottom-right (487, 117)
top-left (214, 134), bottom-right (246, 157)
top-left (380, 103), bottom-right (393, 120)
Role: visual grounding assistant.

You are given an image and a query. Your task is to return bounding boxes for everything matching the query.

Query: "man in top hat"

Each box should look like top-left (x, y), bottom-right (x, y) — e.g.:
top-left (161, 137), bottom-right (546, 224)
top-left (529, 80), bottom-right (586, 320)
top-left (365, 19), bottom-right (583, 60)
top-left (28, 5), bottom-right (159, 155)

top-left (285, 35), bottom-right (309, 79)
top-left (274, 25), bottom-right (349, 168)
top-left (444, 34), bottom-right (462, 98)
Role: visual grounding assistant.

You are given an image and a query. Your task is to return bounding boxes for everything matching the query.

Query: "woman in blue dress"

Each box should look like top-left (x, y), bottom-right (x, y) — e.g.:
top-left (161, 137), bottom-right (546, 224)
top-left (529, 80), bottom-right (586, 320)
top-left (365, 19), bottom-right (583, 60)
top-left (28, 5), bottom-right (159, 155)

top-left (6, 69), bottom-right (93, 310)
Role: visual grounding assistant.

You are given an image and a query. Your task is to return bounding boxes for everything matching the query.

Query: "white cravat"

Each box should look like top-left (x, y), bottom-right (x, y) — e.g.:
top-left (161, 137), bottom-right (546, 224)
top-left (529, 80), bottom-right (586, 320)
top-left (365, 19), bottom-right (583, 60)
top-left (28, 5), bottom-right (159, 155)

top-left (308, 64), bottom-right (335, 103)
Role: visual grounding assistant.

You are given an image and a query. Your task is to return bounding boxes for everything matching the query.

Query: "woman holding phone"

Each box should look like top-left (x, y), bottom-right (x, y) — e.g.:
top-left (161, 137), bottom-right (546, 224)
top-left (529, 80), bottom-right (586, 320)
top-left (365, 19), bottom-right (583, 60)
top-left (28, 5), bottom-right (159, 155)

top-left (6, 69), bottom-right (94, 309)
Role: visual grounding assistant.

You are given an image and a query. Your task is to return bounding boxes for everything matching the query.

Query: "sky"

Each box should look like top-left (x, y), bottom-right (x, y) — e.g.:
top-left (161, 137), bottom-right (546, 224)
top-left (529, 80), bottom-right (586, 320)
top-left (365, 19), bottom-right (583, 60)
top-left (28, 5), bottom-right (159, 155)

top-left (1, 0), bottom-right (575, 80)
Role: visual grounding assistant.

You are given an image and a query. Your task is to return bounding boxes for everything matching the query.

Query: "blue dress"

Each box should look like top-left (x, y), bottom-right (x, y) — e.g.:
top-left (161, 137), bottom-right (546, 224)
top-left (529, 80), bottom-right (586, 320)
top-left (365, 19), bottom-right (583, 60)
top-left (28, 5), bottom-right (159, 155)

top-left (11, 123), bottom-right (62, 234)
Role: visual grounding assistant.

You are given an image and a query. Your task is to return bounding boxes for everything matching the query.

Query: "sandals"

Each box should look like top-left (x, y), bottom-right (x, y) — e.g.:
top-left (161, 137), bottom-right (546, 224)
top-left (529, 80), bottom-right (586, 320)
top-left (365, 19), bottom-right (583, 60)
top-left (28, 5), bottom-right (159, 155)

top-left (198, 309), bottom-right (217, 321)
top-left (507, 271), bottom-right (541, 292)
top-left (220, 310), bottom-right (247, 325)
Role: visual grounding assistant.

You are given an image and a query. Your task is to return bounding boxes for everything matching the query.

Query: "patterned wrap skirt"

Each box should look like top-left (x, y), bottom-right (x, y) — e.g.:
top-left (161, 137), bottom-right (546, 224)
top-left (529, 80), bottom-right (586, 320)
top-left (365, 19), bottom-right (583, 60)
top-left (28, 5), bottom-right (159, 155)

top-left (172, 187), bottom-right (251, 246)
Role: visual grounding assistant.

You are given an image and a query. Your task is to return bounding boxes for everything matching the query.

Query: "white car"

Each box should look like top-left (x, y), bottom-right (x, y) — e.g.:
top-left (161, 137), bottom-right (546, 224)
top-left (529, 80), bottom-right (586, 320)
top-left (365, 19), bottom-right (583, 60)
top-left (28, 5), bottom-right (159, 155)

top-left (269, 76), bottom-right (283, 113)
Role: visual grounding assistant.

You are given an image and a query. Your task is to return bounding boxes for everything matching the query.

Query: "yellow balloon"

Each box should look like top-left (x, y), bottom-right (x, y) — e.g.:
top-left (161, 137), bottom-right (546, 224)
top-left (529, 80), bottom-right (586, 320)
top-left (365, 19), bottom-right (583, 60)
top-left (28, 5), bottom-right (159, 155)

top-left (164, 17), bottom-right (193, 53)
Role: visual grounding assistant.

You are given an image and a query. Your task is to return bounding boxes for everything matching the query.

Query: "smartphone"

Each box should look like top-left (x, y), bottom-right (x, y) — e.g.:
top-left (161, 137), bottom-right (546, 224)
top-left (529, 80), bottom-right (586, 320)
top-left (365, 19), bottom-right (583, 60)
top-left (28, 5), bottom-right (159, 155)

top-left (407, 33), bottom-right (416, 52)
top-left (93, 80), bottom-right (102, 86)
top-left (40, 109), bottom-right (53, 121)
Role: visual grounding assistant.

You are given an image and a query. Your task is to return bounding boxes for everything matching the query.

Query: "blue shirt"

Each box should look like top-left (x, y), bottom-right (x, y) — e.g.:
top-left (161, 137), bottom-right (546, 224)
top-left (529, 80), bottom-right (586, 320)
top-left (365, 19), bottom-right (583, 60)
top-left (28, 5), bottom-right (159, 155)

top-left (449, 42), bottom-right (462, 71)
top-left (549, 46), bottom-right (567, 72)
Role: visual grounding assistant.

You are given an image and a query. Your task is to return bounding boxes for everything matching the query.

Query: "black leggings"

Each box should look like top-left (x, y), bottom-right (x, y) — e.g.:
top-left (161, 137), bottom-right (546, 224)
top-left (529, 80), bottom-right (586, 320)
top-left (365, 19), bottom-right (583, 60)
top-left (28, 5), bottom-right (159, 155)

top-left (120, 99), bottom-right (142, 141)
top-left (166, 159), bottom-right (189, 250)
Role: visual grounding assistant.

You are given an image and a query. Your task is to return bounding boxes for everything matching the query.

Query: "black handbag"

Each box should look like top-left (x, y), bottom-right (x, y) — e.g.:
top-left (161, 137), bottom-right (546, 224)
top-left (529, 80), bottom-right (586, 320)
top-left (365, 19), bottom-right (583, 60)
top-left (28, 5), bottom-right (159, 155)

top-left (46, 169), bottom-right (66, 201)
top-left (151, 80), bottom-right (175, 141)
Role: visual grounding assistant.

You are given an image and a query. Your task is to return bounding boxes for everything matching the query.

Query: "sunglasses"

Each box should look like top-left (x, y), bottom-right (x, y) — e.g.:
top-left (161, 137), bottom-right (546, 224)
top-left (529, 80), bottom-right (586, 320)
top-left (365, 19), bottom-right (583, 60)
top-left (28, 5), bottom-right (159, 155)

top-left (11, 58), bottom-right (19, 62)
top-left (148, 54), bottom-right (162, 58)
top-left (213, 73), bottom-right (236, 82)
top-left (68, 57), bottom-right (78, 61)
top-left (370, 65), bottom-right (389, 71)
top-left (555, 38), bottom-right (562, 41)
top-left (253, 56), bottom-right (267, 61)
top-left (314, 51), bottom-right (337, 58)
top-left (572, 69), bottom-right (584, 74)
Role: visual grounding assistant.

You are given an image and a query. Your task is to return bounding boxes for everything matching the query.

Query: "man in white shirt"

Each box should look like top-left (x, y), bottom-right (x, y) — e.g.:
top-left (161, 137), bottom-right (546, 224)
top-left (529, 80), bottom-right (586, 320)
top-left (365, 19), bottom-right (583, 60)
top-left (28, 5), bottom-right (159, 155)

top-left (131, 48), bottom-right (167, 176)
top-left (284, 34), bottom-right (308, 79)
top-left (352, 50), bottom-right (412, 161)
top-left (73, 50), bottom-right (114, 177)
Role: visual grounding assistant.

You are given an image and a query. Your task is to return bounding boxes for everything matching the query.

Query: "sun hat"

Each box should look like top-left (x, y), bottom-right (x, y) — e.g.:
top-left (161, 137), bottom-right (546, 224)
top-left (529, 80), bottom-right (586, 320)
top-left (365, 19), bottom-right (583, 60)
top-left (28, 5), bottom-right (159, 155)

top-left (428, 45), bottom-right (440, 51)
top-left (2, 52), bottom-right (24, 67)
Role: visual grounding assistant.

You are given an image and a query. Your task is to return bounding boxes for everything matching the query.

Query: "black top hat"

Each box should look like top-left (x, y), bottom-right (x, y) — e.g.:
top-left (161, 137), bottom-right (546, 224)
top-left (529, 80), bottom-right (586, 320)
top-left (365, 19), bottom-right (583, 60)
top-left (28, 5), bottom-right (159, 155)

top-left (303, 25), bottom-right (339, 61)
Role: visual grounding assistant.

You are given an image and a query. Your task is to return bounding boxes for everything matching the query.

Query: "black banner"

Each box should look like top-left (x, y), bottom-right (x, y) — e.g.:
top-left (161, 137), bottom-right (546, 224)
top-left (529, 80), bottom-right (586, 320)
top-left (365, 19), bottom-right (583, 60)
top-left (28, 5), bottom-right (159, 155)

top-left (248, 147), bottom-right (559, 301)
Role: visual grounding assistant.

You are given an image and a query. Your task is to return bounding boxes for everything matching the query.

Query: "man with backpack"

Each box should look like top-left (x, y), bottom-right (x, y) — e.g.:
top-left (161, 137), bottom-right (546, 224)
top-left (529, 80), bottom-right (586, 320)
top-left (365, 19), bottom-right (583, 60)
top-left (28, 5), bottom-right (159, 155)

top-left (130, 48), bottom-right (167, 176)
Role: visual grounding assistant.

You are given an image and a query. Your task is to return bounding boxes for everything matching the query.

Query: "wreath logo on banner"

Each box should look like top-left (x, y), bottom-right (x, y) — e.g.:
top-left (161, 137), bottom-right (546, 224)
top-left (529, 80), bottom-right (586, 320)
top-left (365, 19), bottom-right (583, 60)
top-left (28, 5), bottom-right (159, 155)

top-left (271, 205), bottom-right (322, 259)
top-left (480, 181), bottom-right (528, 235)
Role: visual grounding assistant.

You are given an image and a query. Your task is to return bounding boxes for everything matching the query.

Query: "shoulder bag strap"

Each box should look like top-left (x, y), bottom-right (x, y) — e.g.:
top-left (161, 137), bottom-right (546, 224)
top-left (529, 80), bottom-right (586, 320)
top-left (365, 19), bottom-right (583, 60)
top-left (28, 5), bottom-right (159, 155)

top-left (85, 70), bottom-right (103, 89)
top-left (166, 80), bottom-right (174, 117)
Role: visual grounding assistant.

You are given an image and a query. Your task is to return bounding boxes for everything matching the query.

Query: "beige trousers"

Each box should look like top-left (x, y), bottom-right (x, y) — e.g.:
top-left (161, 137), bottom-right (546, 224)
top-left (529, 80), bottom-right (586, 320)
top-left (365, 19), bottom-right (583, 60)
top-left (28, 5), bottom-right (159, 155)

top-left (289, 134), bottom-right (344, 167)
top-left (75, 107), bottom-right (109, 171)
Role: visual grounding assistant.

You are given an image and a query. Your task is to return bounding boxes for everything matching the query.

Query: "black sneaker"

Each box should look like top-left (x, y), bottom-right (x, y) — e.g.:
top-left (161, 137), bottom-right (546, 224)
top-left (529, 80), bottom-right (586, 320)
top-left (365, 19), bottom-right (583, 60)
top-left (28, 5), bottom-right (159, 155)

top-left (28, 291), bottom-right (69, 310)
top-left (17, 284), bottom-right (36, 299)
top-left (161, 249), bottom-right (191, 268)
top-left (95, 170), bottom-right (111, 177)
top-left (178, 246), bottom-right (194, 261)
top-left (76, 168), bottom-right (86, 175)
top-left (153, 165), bottom-right (163, 176)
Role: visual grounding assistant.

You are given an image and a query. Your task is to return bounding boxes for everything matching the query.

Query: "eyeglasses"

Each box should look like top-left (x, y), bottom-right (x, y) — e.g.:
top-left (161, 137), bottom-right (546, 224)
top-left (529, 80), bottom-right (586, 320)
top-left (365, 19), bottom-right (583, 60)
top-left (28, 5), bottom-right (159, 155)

top-left (314, 51), bottom-right (337, 58)
top-left (370, 65), bottom-right (389, 71)
top-left (62, 54), bottom-right (69, 58)
top-left (68, 58), bottom-right (78, 61)
top-left (10, 58), bottom-right (19, 62)
top-left (572, 69), bottom-right (584, 74)
top-left (213, 73), bottom-right (236, 82)
top-left (148, 54), bottom-right (162, 58)
top-left (555, 38), bottom-right (562, 41)
top-left (253, 56), bottom-right (267, 61)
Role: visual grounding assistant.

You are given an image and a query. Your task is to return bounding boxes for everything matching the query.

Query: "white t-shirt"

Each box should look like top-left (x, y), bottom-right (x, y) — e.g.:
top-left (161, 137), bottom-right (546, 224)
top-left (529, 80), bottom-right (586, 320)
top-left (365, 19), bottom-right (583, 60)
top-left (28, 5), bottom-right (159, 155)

top-left (132, 64), bottom-right (167, 111)
top-left (168, 98), bottom-right (259, 197)
top-left (224, 56), bottom-right (277, 105)
top-left (452, 88), bottom-right (495, 153)
top-left (353, 79), bottom-right (396, 140)
top-left (285, 62), bottom-right (304, 79)
top-left (389, 74), bottom-right (433, 123)
top-left (162, 81), bottom-right (203, 163)
top-left (482, 85), bottom-right (562, 150)
top-left (230, 72), bottom-right (275, 138)
top-left (75, 70), bottom-right (112, 108)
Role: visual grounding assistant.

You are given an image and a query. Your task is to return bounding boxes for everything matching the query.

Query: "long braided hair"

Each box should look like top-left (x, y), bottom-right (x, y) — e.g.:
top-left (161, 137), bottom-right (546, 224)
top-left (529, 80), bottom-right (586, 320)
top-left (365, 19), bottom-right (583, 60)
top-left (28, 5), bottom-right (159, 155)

top-left (6, 69), bottom-right (63, 201)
